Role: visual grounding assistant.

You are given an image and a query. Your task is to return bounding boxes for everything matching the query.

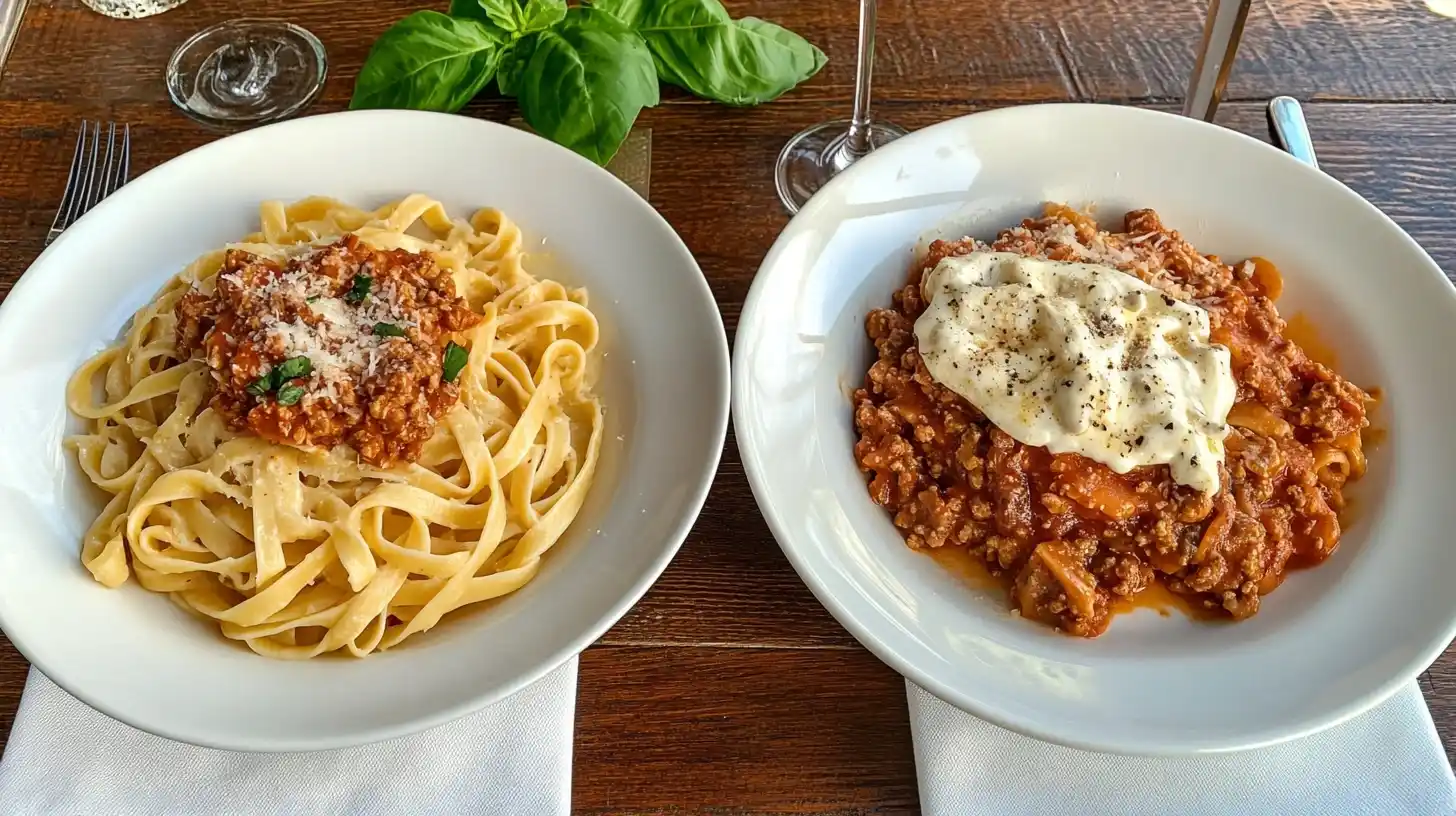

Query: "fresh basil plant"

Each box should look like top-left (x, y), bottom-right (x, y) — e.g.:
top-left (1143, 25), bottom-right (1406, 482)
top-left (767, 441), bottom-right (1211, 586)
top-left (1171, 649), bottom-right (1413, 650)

top-left (350, 0), bottom-right (826, 165)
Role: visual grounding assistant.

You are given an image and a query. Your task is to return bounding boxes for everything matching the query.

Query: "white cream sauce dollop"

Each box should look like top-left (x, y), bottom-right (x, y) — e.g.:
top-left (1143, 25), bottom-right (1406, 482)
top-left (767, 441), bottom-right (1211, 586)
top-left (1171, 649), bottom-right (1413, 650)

top-left (913, 252), bottom-right (1235, 494)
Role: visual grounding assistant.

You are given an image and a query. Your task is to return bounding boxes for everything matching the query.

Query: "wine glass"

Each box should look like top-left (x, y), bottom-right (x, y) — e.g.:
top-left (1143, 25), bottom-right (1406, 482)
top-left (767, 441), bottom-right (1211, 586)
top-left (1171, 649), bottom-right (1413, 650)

top-left (774, 0), bottom-right (906, 214)
top-left (165, 19), bottom-right (327, 127)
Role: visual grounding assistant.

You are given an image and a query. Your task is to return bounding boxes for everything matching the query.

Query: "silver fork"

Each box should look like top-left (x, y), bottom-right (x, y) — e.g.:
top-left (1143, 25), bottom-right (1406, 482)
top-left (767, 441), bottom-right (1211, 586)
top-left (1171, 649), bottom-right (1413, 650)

top-left (45, 121), bottom-right (131, 246)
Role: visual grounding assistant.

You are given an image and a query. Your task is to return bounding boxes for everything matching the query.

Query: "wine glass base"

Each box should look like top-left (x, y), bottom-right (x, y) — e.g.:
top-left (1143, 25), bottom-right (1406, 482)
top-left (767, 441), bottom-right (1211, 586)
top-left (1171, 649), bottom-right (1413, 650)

top-left (166, 19), bottom-right (327, 127)
top-left (774, 119), bottom-right (909, 214)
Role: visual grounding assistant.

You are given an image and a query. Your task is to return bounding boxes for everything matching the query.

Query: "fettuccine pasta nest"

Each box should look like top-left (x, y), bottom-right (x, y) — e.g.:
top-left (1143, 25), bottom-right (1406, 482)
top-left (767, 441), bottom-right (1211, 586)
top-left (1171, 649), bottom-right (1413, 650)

top-left (65, 195), bottom-right (603, 659)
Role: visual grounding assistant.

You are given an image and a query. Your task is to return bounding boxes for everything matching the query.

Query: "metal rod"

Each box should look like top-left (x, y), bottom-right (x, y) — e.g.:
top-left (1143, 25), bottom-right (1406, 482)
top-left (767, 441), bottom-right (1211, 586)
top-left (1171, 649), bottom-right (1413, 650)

top-left (1182, 0), bottom-right (1253, 121)
top-left (846, 0), bottom-right (878, 155)
top-left (1267, 96), bottom-right (1319, 169)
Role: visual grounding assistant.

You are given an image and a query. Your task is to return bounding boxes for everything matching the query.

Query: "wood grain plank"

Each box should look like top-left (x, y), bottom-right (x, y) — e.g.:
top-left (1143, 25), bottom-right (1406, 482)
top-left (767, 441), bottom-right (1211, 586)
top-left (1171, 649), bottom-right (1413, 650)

top-left (3, 0), bottom-right (1456, 112)
top-left (774, 0), bottom-right (1456, 103)
top-left (574, 646), bottom-right (919, 815)
top-left (0, 635), bottom-right (26, 752)
top-left (1425, 651), bottom-right (1456, 768)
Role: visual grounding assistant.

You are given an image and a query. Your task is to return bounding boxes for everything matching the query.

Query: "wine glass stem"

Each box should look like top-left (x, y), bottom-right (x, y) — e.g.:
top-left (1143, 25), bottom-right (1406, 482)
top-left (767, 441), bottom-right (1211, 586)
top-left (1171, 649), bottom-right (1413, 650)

top-left (1182, 0), bottom-right (1251, 121)
top-left (846, 0), bottom-right (879, 158)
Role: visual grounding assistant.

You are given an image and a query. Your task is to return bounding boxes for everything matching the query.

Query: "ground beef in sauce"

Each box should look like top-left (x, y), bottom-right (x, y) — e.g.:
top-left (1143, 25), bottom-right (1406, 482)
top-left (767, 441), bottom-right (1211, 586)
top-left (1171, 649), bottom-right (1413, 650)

top-left (852, 205), bottom-right (1372, 637)
top-left (174, 234), bottom-right (481, 468)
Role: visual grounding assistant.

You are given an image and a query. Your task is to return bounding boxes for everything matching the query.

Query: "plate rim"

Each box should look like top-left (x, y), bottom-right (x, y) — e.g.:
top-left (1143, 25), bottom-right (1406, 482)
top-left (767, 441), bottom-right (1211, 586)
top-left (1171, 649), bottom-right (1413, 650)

top-left (732, 101), bottom-right (1456, 756)
top-left (0, 108), bottom-right (732, 752)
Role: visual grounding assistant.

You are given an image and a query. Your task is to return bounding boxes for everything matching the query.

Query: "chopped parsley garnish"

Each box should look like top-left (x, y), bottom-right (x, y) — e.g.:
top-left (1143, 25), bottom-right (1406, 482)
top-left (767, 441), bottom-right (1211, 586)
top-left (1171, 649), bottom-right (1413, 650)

top-left (306, 296), bottom-right (321, 303)
top-left (275, 383), bottom-right (306, 406)
top-left (373, 322), bottom-right (406, 338)
top-left (344, 273), bottom-right (372, 304)
top-left (442, 341), bottom-right (468, 383)
top-left (247, 356), bottom-right (312, 400)
top-left (273, 355), bottom-right (312, 381)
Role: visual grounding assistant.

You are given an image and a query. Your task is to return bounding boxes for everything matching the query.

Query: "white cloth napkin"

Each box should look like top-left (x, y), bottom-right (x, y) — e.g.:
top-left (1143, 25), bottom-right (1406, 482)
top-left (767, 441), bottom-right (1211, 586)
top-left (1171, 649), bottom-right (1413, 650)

top-left (908, 680), bottom-right (1456, 815)
top-left (0, 659), bottom-right (577, 815)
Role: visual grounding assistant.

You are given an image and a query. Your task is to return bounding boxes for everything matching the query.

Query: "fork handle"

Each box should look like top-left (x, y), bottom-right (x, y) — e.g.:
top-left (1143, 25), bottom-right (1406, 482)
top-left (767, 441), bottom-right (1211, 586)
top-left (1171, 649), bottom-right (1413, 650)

top-left (1267, 96), bottom-right (1320, 170)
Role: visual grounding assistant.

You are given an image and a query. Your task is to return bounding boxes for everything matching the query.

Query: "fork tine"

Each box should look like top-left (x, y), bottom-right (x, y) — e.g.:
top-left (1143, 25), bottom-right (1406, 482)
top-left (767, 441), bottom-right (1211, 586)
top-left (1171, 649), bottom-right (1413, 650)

top-left (93, 122), bottom-right (116, 208)
top-left (47, 122), bottom-right (88, 235)
top-left (69, 119), bottom-right (95, 225)
top-left (104, 122), bottom-right (119, 198)
top-left (97, 122), bottom-right (129, 202)
top-left (81, 122), bottom-right (103, 217)
top-left (64, 122), bottom-right (99, 231)
top-left (74, 119), bottom-right (100, 224)
top-left (118, 124), bottom-right (131, 186)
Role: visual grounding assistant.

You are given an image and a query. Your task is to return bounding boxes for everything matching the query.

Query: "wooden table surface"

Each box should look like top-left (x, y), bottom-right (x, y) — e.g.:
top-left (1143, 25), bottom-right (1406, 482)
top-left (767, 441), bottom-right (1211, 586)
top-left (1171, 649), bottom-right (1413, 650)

top-left (2, 0), bottom-right (1456, 812)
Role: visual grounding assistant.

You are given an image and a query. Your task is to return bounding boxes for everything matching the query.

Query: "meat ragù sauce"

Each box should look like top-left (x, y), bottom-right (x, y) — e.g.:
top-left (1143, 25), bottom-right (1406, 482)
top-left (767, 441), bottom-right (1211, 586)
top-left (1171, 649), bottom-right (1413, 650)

top-left (852, 206), bottom-right (1372, 636)
top-left (175, 234), bottom-right (480, 468)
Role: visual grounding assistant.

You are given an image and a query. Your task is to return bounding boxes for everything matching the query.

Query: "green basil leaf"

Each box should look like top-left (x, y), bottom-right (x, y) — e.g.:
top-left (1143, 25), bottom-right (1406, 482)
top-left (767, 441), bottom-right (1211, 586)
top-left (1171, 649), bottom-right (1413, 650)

top-left (274, 356), bottom-right (313, 381)
top-left (246, 376), bottom-right (273, 397)
top-left (594, 0), bottom-right (825, 106)
top-left (350, 11), bottom-right (505, 112)
top-left (462, 0), bottom-right (521, 32)
top-left (449, 0), bottom-right (561, 36)
top-left (344, 273), bottom-right (373, 304)
top-left (494, 2), bottom-right (576, 99)
top-left (514, 7), bottom-right (659, 165)
top-left (373, 322), bottom-right (408, 338)
top-left (276, 383), bottom-right (306, 406)
top-left (447, 0), bottom-right (491, 24)
top-left (518, 0), bottom-right (567, 33)
top-left (590, 0), bottom-right (655, 27)
top-left (496, 39), bottom-right (530, 97)
top-left (442, 341), bottom-right (470, 383)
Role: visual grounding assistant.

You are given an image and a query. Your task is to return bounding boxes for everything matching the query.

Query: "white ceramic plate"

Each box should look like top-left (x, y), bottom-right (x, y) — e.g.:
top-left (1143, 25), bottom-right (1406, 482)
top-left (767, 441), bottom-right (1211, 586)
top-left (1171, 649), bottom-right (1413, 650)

top-left (0, 110), bottom-right (729, 751)
top-left (734, 103), bottom-right (1456, 755)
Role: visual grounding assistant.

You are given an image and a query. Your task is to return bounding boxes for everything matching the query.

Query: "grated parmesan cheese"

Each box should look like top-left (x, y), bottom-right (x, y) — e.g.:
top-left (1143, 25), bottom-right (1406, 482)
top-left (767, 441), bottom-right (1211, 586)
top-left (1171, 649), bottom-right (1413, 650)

top-left (253, 263), bottom-right (417, 406)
